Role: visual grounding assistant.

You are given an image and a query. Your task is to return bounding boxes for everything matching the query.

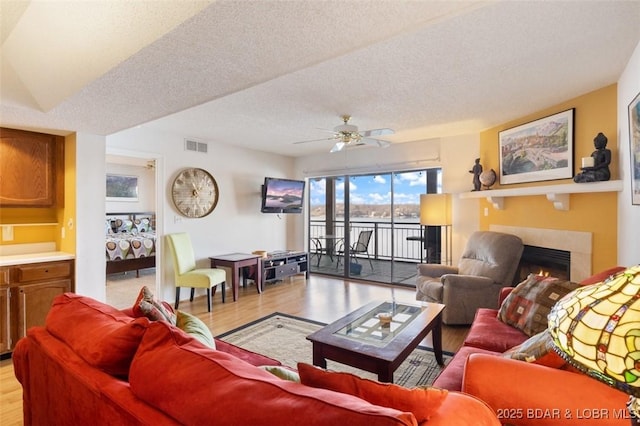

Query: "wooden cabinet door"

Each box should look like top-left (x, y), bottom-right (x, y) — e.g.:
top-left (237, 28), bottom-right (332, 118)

top-left (15, 280), bottom-right (70, 341)
top-left (0, 127), bottom-right (63, 207)
top-left (0, 286), bottom-right (10, 354)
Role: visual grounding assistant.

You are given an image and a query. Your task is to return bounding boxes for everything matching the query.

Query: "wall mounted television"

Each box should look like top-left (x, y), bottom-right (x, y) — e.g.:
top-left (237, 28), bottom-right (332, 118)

top-left (261, 177), bottom-right (305, 214)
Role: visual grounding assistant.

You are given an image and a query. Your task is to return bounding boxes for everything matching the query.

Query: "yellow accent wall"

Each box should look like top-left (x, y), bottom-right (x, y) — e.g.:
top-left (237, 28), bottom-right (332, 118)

top-left (478, 84), bottom-right (618, 274)
top-left (58, 134), bottom-right (76, 253)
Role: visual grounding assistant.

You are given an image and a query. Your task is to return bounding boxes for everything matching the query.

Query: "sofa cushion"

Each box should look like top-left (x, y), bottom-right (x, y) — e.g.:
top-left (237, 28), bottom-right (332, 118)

top-left (130, 321), bottom-right (417, 426)
top-left (432, 345), bottom-right (497, 391)
top-left (502, 329), bottom-right (566, 368)
top-left (297, 362), bottom-right (448, 423)
top-left (46, 293), bottom-right (149, 377)
top-left (176, 310), bottom-right (215, 349)
top-left (133, 286), bottom-right (176, 325)
top-left (463, 308), bottom-right (528, 352)
top-left (498, 274), bottom-right (579, 337)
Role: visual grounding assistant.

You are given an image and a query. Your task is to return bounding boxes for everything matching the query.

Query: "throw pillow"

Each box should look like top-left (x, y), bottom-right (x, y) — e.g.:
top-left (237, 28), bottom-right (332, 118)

top-left (259, 365), bottom-right (300, 382)
top-left (133, 286), bottom-right (176, 325)
top-left (503, 329), bottom-right (566, 368)
top-left (498, 274), bottom-right (579, 336)
top-left (297, 362), bottom-right (448, 423)
top-left (176, 310), bottom-right (215, 349)
top-left (46, 293), bottom-right (149, 377)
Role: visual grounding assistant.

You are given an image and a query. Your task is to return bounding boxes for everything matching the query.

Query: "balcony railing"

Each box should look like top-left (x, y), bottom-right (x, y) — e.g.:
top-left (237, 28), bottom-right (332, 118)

top-left (309, 219), bottom-right (426, 263)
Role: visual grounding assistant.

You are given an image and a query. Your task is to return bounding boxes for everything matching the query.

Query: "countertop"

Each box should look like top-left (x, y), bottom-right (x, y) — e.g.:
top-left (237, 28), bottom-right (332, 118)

top-left (0, 251), bottom-right (75, 267)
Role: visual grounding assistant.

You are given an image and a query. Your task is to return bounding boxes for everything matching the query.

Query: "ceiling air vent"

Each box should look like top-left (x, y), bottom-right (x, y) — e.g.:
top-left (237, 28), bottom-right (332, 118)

top-left (184, 139), bottom-right (208, 154)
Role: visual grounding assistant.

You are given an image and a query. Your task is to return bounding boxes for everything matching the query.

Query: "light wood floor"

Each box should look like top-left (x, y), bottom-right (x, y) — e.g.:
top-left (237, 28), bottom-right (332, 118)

top-left (0, 273), bottom-right (469, 426)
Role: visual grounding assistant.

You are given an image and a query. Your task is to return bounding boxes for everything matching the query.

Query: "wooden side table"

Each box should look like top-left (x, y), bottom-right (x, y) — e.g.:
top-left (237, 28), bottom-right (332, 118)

top-left (209, 253), bottom-right (262, 302)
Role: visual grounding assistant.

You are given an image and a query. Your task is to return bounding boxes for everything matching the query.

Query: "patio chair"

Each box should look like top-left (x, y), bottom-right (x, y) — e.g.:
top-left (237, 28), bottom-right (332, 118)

top-left (337, 230), bottom-right (374, 269)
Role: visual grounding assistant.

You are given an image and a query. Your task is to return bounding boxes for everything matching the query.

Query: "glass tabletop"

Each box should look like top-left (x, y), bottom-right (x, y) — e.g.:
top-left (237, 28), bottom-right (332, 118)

top-left (333, 302), bottom-right (422, 346)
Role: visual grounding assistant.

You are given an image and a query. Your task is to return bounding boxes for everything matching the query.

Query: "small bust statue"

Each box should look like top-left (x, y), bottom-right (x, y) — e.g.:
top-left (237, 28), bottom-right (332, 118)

top-left (469, 158), bottom-right (483, 191)
top-left (573, 132), bottom-right (611, 183)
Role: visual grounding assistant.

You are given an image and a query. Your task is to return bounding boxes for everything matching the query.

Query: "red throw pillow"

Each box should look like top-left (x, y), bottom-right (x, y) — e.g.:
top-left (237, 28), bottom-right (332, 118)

top-left (297, 362), bottom-right (448, 423)
top-left (46, 293), bottom-right (149, 377)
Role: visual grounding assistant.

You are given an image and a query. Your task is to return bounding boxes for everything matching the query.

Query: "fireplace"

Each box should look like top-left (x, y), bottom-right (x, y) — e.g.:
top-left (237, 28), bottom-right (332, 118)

top-left (490, 225), bottom-right (592, 282)
top-left (514, 245), bottom-right (571, 285)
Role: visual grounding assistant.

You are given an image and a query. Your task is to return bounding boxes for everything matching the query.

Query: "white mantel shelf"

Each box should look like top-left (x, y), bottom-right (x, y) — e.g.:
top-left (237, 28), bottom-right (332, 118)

top-left (459, 180), bottom-right (623, 210)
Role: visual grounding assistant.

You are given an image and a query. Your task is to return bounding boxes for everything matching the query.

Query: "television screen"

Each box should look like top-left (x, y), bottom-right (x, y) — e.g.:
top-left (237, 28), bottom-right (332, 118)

top-left (261, 177), bottom-right (305, 213)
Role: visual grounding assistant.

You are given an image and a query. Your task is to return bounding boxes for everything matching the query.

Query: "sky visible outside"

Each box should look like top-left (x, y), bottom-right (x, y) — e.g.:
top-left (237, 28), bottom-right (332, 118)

top-left (309, 170), bottom-right (437, 207)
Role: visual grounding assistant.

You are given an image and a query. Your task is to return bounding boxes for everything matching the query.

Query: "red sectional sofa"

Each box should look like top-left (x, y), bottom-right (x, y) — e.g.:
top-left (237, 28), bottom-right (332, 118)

top-left (13, 293), bottom-right (500, 425)
top-left (434, 267), bottom-right (630, 426)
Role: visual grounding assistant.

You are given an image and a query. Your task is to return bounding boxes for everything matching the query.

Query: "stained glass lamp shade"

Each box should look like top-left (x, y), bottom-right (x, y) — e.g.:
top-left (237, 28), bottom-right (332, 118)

top-left (548, 265), bottom-right (640, 419)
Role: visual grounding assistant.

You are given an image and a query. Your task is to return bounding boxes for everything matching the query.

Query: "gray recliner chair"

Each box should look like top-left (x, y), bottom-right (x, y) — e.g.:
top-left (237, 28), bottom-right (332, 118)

top-left (415, 231), bottom-right (524, 325)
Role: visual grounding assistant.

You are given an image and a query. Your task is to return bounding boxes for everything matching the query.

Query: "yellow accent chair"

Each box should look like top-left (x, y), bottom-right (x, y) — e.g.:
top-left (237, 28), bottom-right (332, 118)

top-left (166, 232), bottom-right (226, 312)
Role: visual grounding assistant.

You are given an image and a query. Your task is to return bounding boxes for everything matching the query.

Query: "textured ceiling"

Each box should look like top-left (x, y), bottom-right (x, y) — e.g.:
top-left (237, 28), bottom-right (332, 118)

top-left (2, 1), bottom-right (639, 158)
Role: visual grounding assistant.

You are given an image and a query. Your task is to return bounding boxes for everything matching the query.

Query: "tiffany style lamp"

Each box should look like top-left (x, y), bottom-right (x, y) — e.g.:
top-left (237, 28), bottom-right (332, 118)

top-left (548, 265), bottom-right (640, 425)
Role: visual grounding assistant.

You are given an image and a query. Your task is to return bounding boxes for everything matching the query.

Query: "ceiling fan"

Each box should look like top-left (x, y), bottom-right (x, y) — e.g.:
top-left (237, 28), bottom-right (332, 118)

top-left (293, 115), bottom-right (394, 153)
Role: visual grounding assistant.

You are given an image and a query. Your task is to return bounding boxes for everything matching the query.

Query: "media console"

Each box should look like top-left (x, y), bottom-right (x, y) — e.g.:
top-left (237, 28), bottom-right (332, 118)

top-left (261, 251), bottom-right (308, 288)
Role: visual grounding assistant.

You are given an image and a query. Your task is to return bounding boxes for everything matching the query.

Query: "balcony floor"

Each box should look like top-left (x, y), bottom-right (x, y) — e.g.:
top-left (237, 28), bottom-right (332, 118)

top-left (308, 253), bottom-right (420, 287)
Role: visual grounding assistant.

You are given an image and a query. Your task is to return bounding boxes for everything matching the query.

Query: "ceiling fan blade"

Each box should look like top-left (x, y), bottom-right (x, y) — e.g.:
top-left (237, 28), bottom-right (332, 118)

top-left (361, 128), bottom-right (394, 137)
top-left (292, 137), bottom-right (335, 145)
top-left (360, 138), bottom-right (391, 148)
top-left (330, 142), bottom-right (346, 153)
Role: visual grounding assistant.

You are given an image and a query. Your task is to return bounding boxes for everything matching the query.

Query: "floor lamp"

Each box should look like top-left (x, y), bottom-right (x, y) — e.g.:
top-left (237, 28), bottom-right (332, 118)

top-left (419, 193), bottom-right (452, 266)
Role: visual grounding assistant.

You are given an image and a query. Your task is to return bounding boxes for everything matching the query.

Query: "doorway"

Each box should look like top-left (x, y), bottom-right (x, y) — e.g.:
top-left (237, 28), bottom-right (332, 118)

top-left (105, 152), bottom-right (160, 309)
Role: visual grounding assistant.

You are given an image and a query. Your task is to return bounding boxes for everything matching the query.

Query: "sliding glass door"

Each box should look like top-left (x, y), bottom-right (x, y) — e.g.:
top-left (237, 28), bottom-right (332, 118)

top-left (308, 168), bottom-right (441, 286)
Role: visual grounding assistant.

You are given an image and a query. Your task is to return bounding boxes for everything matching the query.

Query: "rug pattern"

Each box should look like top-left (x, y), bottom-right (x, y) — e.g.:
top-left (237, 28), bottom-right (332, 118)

top-left (218, 312), bottom-right (451, 388)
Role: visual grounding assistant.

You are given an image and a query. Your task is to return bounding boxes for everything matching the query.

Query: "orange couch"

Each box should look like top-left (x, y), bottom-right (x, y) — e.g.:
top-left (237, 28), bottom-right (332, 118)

top-left (435, 267), bottom-right (629, 426)
top-left (13, 293), bottom-right (500, 425)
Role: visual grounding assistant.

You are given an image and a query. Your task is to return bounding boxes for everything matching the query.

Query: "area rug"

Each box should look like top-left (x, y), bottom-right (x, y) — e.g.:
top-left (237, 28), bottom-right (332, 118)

top-left (217, 312), bottom-right (452, 388)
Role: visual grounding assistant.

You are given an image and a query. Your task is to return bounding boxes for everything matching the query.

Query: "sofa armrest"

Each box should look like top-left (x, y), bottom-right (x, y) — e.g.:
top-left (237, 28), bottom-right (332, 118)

top-left (462, 353), bottom-right (629, 426)
top-left (417, 263), bottom-right (458, 277)
top-left (12, 338), bottom-right (32, 426)
top-left (443, 274), bottom-right (494, 289)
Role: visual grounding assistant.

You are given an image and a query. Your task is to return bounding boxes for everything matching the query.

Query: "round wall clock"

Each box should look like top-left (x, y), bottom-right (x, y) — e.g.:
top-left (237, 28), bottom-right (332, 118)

top-left (171, 168), bottom-right (219, 218)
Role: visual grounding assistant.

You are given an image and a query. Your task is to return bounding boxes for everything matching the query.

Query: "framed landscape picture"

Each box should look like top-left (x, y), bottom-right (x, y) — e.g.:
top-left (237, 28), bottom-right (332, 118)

top-left (499, 109), bottom-right (574, 185)
top-left (106, 174), bottom-right (138, 202)
top-left (629, 91), bottom-right (640, 205)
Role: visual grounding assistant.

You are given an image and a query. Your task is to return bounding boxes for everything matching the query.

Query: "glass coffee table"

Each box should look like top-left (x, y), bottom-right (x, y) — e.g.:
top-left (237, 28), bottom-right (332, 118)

top-left (306, 300), bottom-right (445, 383)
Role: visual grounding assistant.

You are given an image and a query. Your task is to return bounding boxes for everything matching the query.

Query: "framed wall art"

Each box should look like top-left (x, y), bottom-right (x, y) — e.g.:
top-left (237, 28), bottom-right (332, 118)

top-left (499, 108), bottom-right (574, 185)
top-left (629, 91), bottom-right (640, 205)
top-left (106, 174), bottom-right (139, 201)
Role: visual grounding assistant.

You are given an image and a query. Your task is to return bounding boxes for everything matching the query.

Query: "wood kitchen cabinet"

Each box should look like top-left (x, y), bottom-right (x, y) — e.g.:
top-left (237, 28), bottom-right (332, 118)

top-left (0, 127), bottom-right (64, 207)
top-left (0, 259), bottom-right (74, 355)
top-left (0, 286), bottom-right (8, 354)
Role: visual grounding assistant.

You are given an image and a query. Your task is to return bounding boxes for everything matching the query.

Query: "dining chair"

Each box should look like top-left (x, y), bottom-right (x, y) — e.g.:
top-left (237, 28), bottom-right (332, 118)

top-left (166, 232), bottom-right (226, 312)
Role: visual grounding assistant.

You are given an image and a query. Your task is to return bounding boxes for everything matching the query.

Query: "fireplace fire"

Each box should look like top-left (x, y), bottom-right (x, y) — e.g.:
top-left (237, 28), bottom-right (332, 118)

top-left (514, 245), bottom-right (571, 285)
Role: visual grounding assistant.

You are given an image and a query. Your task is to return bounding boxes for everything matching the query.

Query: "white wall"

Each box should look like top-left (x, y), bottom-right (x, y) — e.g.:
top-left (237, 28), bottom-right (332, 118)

top-left (105, 163), bottom-right (155, 213)
top-left (617, 39), bottom-right (640, 266)
top-left (106, 126), bottom-right (298, 302)
top-left (74, 132), bottom-right (107, 300)
top-left (294, 135), bottom-right (480, 265)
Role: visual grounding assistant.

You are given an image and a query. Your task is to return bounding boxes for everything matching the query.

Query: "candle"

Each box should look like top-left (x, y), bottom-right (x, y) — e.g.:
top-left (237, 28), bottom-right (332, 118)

top-left (582, 157), bottom-right (594, 168)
